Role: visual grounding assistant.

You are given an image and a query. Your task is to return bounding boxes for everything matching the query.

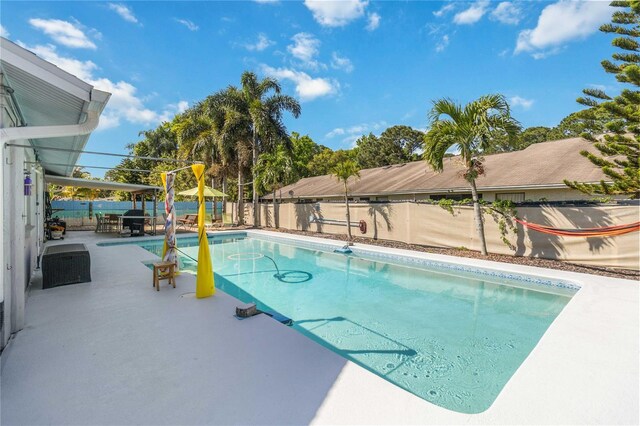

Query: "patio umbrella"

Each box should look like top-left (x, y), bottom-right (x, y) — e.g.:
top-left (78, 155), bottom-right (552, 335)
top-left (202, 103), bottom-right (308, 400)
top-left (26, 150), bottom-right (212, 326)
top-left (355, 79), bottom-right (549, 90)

top-left (177, 186), bottom-right (227, 198)
top-left (177, 186), bottom-right (228, 221)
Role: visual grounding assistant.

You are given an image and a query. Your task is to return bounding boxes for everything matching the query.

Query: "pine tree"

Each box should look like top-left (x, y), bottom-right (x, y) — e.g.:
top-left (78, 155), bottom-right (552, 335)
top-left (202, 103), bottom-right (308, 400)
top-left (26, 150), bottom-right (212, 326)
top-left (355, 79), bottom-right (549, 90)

top-left (565, 0), bottom-right (640, 199)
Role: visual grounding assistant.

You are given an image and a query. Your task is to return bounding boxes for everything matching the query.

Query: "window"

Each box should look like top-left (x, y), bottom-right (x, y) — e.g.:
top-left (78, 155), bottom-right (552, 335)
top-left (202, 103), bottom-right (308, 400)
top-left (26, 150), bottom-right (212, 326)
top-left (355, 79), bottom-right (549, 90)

top-left (430, 193), bottom-right (478, 201)
top-left (496, 192), bottom-right (525, 202)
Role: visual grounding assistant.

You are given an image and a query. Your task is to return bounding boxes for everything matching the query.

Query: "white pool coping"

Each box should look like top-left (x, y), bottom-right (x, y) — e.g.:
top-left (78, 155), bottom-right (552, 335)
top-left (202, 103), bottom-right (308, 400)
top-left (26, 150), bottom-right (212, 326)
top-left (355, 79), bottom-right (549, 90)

top-left (1, 230), bottom-right (638, 425)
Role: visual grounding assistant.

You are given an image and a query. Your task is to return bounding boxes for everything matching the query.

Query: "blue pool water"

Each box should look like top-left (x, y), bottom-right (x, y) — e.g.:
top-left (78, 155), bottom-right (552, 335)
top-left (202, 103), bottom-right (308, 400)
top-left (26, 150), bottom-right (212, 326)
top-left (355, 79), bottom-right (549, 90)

top-left (102, 234), bottom-right (576, 414)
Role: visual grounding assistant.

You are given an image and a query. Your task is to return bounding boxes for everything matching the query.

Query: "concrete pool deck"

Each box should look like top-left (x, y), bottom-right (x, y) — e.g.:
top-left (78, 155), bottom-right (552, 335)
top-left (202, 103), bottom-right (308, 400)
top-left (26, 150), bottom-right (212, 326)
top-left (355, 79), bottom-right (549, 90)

top-left (1, 230), bottom-right (638, 425)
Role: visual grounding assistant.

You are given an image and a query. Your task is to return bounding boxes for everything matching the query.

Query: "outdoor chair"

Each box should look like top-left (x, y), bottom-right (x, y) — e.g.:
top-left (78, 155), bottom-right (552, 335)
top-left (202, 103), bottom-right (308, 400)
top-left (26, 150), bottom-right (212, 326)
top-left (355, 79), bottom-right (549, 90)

top-left (212, 213), bottom-right (235, 229)
top-left (94, 213), bottom-right (104, 232)
top-left (105, 214), bottom-right (119, 233)
top-left (176, 214), bottom-right (198, 230)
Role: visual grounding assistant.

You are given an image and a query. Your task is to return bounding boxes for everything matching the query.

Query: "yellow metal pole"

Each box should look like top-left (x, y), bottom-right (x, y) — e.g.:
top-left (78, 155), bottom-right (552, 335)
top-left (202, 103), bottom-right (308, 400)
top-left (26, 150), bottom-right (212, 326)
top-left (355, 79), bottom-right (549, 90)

top-left (192, 164), bottom-right (215, 298)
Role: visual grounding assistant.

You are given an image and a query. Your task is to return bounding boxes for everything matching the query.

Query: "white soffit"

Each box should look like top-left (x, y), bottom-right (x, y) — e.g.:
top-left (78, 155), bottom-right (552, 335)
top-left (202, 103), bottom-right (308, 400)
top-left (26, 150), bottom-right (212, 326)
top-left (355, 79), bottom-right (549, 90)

top-left (0, 37), bottom-right (110, 177)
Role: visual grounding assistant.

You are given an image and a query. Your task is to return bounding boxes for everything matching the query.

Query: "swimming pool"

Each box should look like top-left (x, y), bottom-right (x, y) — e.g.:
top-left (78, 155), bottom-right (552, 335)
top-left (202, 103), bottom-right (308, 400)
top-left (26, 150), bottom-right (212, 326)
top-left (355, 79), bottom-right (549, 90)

top-left (100, 233), bottom-right (577, 414)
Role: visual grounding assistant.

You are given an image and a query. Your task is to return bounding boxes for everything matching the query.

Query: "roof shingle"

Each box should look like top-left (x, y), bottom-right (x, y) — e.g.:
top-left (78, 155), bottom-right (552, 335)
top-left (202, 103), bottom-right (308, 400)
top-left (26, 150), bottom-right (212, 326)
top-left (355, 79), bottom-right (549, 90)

top-left (269, 137), bottom-right (608, 199)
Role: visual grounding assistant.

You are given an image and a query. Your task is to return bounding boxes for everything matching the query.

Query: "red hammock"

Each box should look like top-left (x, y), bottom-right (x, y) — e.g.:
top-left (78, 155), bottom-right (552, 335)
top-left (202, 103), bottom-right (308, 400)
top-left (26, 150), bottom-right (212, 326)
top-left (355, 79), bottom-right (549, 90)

top-left (514, 219), bottom-right (640, 238)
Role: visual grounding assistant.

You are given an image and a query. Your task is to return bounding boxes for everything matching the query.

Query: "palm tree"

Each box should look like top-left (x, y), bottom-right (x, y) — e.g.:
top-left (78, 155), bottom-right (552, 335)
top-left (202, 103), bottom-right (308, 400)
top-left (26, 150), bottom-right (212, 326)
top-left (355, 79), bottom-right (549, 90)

top-left (139, 123), bottom-right (178, 158)
top-left (208, 90), bottom-right (253, 224)
top-left (221, 72), bottom-right (301, 227)
top-left (424, 94), bottom-right (520, 255)
top-left (180, 91), bottom-right (251, 224)
top-left (332, 160), bottom-right (361, 240)
top-left (254, 146), bottom-right (294, 228)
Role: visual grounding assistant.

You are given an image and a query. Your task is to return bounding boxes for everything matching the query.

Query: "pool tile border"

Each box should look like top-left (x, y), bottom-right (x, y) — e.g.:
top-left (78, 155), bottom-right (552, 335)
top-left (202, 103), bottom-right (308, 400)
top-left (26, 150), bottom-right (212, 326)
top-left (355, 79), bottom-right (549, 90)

top-left (247, 231), bottom-right (581, 292)
top-left (99, 230), bottom-right (581, 293)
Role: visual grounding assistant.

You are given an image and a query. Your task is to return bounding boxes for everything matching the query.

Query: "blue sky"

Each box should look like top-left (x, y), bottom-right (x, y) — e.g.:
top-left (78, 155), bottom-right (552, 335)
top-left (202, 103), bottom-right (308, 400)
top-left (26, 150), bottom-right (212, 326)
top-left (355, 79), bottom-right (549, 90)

top-left (1, 1), bottom-right (616, 177)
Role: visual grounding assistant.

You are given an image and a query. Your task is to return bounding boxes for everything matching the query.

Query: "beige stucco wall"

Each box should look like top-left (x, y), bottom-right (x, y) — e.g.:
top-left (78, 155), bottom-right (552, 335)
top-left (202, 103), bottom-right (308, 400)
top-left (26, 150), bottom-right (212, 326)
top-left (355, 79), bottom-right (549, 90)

top-left (278, 187), bottom-right (610, 203)
top-left (238, 201), bottom-right (640, 270)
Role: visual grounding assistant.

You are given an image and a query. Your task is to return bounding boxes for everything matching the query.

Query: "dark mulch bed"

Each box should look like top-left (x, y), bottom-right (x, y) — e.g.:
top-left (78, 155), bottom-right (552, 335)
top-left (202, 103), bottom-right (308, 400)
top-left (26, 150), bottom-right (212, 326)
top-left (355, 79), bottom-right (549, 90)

top-left (258, 227), bottom-right (639, 280)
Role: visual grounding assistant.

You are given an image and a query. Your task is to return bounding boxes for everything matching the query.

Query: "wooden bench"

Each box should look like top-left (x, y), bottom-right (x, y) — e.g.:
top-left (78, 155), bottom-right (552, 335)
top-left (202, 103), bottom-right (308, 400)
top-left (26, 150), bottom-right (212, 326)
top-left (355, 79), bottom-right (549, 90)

top-left (152, 261), bottom-right (176, 291)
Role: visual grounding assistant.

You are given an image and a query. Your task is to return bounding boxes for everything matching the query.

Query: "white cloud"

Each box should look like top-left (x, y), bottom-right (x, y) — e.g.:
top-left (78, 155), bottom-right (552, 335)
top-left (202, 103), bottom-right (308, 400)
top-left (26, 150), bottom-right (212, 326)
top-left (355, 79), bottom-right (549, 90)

top-left (287, 33), bottom-right (322, 69)
top-left (453, 0), bottom-right (489, 25)
top-left (174, 101), bottom-right (189, 114)
top-left (157, 100), bottom-right (190, 122)
top-left (516, 1), bottom-right (613, 57)
top-left (19, 43), bottom-right (97, 81)
top-left (29, 18), bottom-right (96, 49)
top-left (1, 24), bottom-right (9, 38)
top-left (107, 3), bottom-right (139, 24)
top-left (304, 0), bottom-right (368, 27)
top-left (175, 19), bottom-right (199, 31)
top-left (425, 23), bottom-right (445, 36)
top-left (243, 33), bottom-right (274, 51)
top-left (366, 13), bottom-right (380, 31)
top-left (509, 96), bottom-right (534, 110)
top-left (325, 128), bottom-right (345, 138)
top-left (436, 35), bottom-right (450, 52)
top-left (261, 65), bottom-right (338, 101)
top-left (491, 2), bottom-right (522, 25)
top-left (95, 113), bottom-right (120, 131)
top-left (433, 3), bottom-right (455, 17)
top-left (330, 52), bottom-right (354, 73)
top-left (531, 48), bottom-right (561, 60)
top-left (19, 43), bottom-right (183, 128)
top-left (326, 121), bottom-right (387, 145)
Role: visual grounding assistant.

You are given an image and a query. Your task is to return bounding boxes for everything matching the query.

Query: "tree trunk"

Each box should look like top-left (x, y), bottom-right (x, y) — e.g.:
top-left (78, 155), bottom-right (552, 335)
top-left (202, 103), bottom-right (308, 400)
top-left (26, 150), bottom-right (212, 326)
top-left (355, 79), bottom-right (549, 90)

top-left (222, 176), bottom-right (227, 214)
top-left (344, 183), bottom-right (352, 240)
top-left (469, 179), bottom-right (487, 255)
top-left (273, 188), bottom-right (279, 228)
top-left (237, 167), bottom-right (244, 225)
top-left (252, 133), bottom-right (259, 228)
top-left (211, 177), bottom-right (216, 223)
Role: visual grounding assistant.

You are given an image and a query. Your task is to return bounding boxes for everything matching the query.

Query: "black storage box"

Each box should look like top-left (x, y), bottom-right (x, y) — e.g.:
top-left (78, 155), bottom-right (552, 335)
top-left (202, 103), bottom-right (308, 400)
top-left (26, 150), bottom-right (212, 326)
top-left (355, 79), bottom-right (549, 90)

top-left (42, 243), bottom-right (91, 289)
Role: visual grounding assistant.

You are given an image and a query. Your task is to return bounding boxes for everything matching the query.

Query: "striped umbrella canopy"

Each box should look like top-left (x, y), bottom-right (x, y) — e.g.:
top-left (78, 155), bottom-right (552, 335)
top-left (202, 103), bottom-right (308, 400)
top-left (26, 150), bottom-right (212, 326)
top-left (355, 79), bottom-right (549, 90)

top-left (161, 172), bottom-right (178, 271)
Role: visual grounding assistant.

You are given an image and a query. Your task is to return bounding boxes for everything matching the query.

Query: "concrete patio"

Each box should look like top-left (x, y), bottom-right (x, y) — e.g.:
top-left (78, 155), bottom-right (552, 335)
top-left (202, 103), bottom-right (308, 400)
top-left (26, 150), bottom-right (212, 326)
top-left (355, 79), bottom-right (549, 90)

top-left (1, 230), bottom-right (638, 425)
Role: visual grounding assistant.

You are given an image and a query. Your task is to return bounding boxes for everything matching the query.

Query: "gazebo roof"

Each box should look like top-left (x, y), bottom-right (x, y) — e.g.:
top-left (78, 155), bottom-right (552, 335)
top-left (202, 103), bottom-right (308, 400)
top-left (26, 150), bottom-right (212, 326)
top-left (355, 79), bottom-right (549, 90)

top-left (45, 176), bottom-right (162, 193)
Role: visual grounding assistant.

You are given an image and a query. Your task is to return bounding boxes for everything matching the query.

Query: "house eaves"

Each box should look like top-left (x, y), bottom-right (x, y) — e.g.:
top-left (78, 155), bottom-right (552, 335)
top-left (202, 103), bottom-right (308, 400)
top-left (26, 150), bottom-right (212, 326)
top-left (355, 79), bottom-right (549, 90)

top-left (0, 37), bottom-right (110, 177)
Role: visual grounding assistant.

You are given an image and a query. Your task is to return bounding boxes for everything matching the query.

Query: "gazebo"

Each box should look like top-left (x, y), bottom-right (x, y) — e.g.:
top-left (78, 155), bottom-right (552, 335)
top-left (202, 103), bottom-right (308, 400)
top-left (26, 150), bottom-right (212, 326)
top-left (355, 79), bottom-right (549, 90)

top-left (44, 175), bottom-right (163, 220)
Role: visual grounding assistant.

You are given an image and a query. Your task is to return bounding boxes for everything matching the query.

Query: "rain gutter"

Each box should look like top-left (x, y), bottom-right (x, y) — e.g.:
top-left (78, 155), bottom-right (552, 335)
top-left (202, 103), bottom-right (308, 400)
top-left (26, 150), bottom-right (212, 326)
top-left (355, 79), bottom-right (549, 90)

top-left (0, 96), bottom-right (105, 144)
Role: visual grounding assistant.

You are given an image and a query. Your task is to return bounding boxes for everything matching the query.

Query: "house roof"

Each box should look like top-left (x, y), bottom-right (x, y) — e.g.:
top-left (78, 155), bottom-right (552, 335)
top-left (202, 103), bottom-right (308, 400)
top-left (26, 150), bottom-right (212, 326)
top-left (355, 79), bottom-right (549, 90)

top-left (0, 37), bottom-right (110, 177)
top-left (268, 137), bottom-right (609, 200)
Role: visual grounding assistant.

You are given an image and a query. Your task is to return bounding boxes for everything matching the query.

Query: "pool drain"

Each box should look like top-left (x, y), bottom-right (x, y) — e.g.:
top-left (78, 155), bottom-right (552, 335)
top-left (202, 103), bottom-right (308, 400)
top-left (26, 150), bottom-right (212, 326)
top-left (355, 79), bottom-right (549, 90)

top-left (229, 252), bottom-right (313, 283)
